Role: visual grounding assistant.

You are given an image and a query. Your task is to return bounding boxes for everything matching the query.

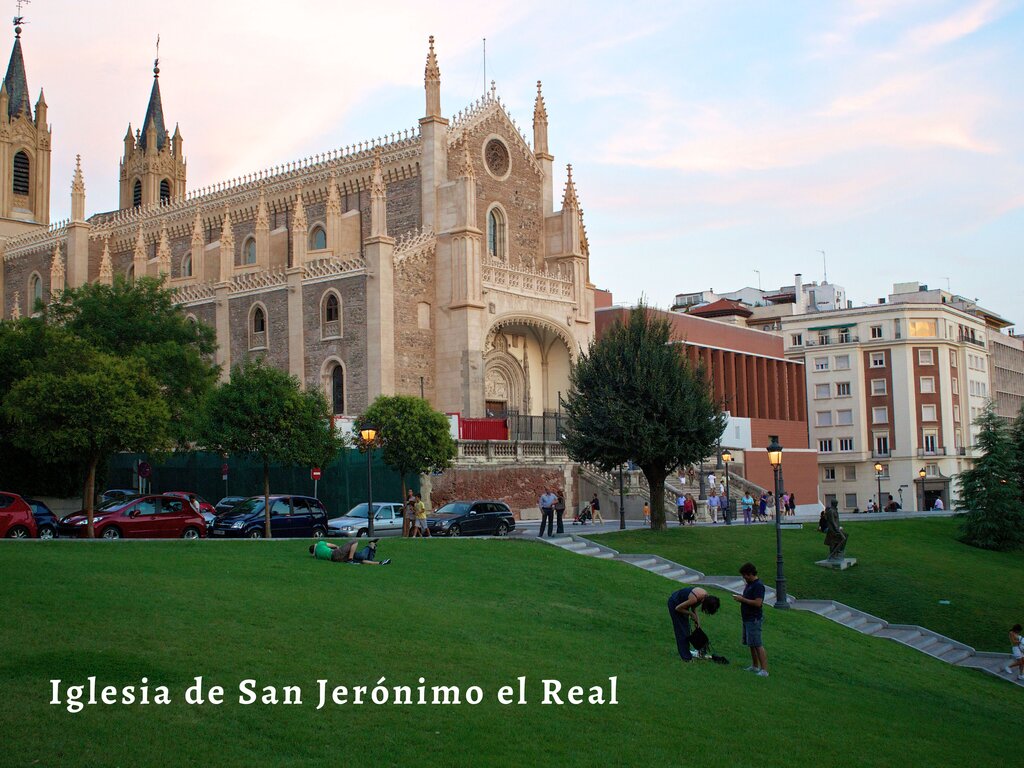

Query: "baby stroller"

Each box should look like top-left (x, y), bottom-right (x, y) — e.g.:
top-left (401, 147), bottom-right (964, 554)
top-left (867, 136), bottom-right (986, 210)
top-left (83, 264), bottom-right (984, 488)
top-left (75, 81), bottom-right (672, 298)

top-left (572, 504), bottom-right (593, 525)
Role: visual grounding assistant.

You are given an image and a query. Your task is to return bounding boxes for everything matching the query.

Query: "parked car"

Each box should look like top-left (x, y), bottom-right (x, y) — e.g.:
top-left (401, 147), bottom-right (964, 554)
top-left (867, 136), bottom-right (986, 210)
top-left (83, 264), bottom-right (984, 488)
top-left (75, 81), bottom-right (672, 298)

top-left (427, 500), bottom-right (516, 537)
top-left (0, 492), bottom-right (38, 538)
top-left (25, 498), bottom-right (59, 539)
top-left (58, 495), bottom-right (207, 539)
top-left (165, 491), bottom-right (218, 529)
top-left (215, 496), bottom-right (247, 515)
top-left (328, 502), bottom-right (405, 537)
top-left (100, 489), bottom-right (141, 504)
top-left (209, 495), bottom-right (328, 539)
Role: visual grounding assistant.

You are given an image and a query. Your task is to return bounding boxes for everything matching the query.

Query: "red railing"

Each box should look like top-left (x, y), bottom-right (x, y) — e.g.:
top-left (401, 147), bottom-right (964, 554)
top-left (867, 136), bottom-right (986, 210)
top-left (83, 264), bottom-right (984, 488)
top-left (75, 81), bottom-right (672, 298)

top-left (460, 418), bottom-right (509, 441)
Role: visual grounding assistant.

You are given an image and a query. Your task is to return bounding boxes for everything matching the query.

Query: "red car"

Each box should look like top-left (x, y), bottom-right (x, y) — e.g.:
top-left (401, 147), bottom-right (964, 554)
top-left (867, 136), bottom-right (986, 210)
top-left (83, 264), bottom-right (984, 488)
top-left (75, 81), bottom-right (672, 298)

top-left (58, 495), bottom-right (207, 539)
top-left (0, 492), bottom-right (38, 538)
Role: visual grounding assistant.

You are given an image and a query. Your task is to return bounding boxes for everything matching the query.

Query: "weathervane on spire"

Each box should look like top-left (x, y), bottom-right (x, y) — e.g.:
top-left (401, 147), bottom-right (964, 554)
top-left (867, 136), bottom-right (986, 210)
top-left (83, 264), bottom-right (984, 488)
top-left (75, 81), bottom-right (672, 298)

top-left (13, 0), bottom-right (29, 37)
top-left (154, 33), bottom-right (160, 76)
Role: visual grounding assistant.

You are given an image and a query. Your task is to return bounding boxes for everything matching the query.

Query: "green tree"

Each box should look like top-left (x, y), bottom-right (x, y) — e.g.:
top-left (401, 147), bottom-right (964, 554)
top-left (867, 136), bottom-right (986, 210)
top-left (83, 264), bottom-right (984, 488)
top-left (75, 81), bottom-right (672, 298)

top-left (957, 403), bottom-right (1024, 551)
top-left (1011, 403), bottom-right (1024, 503)
top-left (359, 395), bottom-right (457, 534)
top-left (2, 330), bottom-right (171, 537)
top-left (202, 358), bottom-right (343, 537)
top-left (562, 303), bottom-right (726, 530)
top-left (46, 276), bottom-right (219, 445)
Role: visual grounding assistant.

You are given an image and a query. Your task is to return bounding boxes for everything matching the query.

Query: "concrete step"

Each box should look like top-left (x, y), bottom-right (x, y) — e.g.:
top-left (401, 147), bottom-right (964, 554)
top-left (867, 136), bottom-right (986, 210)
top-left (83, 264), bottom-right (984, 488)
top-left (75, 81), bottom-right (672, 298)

top-left (630, 557), bottom-right (658, 568)
top-left (561, 540), bottom-right (590, 550)
top-left (939, 648), bottom-right (972, 666)
top-left (829, 610), bottom-right (852, 624)
top-left (909, 634), bottom-right (942, 652)
top-left (663, 569), bottom-right (692, 580)
top-left (576, 547), bottom-right (603, 556)
top-left (860, 622), bottom-right (885, 636)
top-left (875, 628), bottom-right (921, 643)
top-left (842, 615), bottom-right (869, 630)
top-left (594, 552), bottom-right (615, 559)
top-left (816, 604), bottom-right (838, 617)
top-left (646, 563), bottom-right (673, 573)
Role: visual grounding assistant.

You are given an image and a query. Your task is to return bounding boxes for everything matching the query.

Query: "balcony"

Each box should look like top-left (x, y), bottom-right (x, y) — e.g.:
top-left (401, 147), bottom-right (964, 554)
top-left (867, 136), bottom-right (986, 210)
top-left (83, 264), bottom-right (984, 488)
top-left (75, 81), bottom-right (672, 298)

top-left (958, 334), bottom-right (985, 348)
top-left (917, 447), bottom-right (947, 457)
top-left (871, 449), bottom-right (891, 459)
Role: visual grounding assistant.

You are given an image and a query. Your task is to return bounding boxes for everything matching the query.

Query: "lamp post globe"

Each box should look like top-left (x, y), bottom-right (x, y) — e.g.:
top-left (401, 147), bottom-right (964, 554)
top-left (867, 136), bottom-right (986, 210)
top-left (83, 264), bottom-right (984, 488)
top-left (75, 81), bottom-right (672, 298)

top-left (360, 422), bottom-right (378, 537)
top-left (766, 435), bottom-right (788, 609)
top-left (721, 449), bottom-right (733, 524)
top-left (918, 467), bottom-right (927, 511)
top-left (874, 462), bottom-right (883, 511)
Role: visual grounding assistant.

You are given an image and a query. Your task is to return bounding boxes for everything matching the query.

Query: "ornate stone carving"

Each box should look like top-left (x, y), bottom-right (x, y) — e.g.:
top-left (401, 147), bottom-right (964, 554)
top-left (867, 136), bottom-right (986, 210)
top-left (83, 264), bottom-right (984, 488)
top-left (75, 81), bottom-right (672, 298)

top-left (485, 137), bottom-right (510, 177)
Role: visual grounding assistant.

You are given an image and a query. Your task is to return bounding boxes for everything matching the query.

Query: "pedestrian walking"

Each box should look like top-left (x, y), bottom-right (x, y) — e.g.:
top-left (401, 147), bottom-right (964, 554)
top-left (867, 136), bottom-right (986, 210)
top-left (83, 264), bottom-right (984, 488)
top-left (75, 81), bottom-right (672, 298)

top-left (1005, 624), bottom-right (1024, 679)
top-left (719, 490), bottom-right (731, 525)
top-left (667, 587), bottom-right (721, 661)
top-left (590, 493), bottom-right (604, 524)
top-left (683, 493), bottom-right (696, 525)
top-left (537, 488), bottom-right (556, 537)
top-left (787, 492), bottom-right (796, 516)
top-left (757, 492), bottom-right (768, 522)
top-left (707, 492), bottom-right (720, 524)
top-left (554, 489), bottom-right (566, 534)
top-left (413, 494), bottom-right (430, 537)
top-left (732, 562), bottom-right (768, 677)
top-left (642, 501), bottom-right (651, 527)
top-left (742, 492), bottom-right (754, 525)
top-left (676, 493), bottom-right (686, 525)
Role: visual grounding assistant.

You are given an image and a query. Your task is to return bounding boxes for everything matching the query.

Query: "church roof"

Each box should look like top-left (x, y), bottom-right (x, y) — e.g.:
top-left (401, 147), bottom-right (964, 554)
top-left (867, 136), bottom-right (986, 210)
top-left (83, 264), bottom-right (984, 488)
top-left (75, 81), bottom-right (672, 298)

top-left (4, 35), bottom-right (31, 120)
top-left (139, 71), bottom-right (167, 151)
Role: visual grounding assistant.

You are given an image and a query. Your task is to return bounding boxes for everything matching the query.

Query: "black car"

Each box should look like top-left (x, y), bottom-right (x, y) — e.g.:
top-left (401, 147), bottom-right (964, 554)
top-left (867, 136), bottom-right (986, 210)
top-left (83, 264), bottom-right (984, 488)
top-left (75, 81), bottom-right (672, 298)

top-left (25, 498), bottom-right (59, 539)
top-left (427, 500), bottom-right (516, 537)
top-left (209, 495), bottom-right (328, 539)
top-left (215, 496), bottom-right (247, 515)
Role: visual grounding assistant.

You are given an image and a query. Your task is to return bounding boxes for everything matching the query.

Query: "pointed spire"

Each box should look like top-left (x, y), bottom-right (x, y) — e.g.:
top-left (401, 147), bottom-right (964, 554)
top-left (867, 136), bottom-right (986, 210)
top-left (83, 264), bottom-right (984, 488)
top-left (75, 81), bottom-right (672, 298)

top-left (99, 238), bottom-right (114, 286)
top-left (133, 227), bottom-right (147, 278)
top-left (4, 22), bottom-right (31, 120)
top-left (255, 187), bottom-right (270, 231)
top-left (325, 173), bottom-right (341, 216)
top-left (34, 87), bottom-right (45, 128)
top-left (219, 209), bottom-right (234, 252)
top-left (562, 164), bottom-right (579, 211)
top-left (370, 148), bottom-right (388, 238)
top-left (139, 55), bottom-right (167, 152)
top-left (424, 35), bottom-right (441, 119)
top-left (458, 140), bottom-right (475, 180)
top-left (292, 187), bottom-right (307, 234)
top-left (157, 221), bottom-right (171, 277)
top-left (533, 80), bottom-right (549, 156)
top-left (50, 243), bottom-right (65, 294)
top-left (191, 208), bottom-right (204, 247)
top-left (71, 155), bottom-right (86, 222)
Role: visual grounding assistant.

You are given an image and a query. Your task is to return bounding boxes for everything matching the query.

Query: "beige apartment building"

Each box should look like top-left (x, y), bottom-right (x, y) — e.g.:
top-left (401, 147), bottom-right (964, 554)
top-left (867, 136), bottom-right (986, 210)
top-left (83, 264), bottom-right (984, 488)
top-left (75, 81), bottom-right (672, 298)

top-left (781, 290), bottom-right (995, 511)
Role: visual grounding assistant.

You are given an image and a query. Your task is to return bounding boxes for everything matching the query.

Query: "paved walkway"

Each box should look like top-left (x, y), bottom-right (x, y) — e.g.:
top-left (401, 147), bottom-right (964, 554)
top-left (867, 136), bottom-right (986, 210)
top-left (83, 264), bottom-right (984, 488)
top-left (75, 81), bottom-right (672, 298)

top-left (536, 532), bottom-right (1022, 688)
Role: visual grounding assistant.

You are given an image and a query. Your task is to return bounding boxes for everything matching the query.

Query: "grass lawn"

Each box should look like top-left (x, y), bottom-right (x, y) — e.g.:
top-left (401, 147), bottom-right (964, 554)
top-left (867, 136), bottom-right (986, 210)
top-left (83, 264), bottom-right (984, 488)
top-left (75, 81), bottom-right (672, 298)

top-left (0, 537), bottom-right (1019, 768)
top-left (591, 517), bottom-right (1023, 651)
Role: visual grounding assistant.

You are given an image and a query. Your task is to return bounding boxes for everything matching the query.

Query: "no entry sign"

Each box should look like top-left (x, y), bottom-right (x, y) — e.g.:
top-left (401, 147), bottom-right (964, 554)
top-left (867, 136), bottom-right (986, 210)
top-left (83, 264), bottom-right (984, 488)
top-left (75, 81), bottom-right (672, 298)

top-left (311, 467), bottom-right (322, 481)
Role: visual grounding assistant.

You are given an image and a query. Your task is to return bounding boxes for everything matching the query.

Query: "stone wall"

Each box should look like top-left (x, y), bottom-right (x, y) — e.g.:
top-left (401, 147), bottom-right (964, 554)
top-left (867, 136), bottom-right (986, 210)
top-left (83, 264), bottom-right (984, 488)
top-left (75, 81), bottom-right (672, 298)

top-left (228, 287), bottom-right (289, 371)
top-left (302, 274), bottom-right (368, 413)
top-left (3, 243), bottom-right (51, 314)
top-left (393, 246), bottom-right (436, 400)
top-left (430, 463), bottom-right (573, 519)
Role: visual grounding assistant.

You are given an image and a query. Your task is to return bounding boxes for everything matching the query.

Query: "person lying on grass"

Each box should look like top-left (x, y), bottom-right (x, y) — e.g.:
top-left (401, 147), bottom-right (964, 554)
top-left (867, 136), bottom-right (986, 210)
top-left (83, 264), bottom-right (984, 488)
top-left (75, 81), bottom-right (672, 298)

top-left (310, 539), bottom-right (391, 565)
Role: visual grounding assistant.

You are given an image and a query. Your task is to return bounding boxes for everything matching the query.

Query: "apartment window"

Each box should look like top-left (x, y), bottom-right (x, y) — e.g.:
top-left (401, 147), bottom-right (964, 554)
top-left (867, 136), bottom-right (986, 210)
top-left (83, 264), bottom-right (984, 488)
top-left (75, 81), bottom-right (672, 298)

top-left (894, 319), bottom-right (902, 339)
top-left (838, 328), bottom-right (852, 344)
top-left (922, 431), bottom-right (938, 454)
top-left (835, 354), bottom-right (850, 370)
top-left (818, 332), bottom-right (831, 346)
top-left (823, 467), bottom-right (836, 482)
top-left (815, 383), bottom-right (830, 399)
top-left (845, 493), bottom-right (858, 509)
top-left (824, 493), bottom-right (838, 510)
top-left (909, 319), bottom-right (937, 338)
top-left (950, 352), bottom-right (957, 368)
top-left (839, 437), bottom-right (854, 452)
top-left (870, 325), bottom-right (883, 339)
top-left (790, 334), bottom-right (803, 347)
top-left (814, 357), bottom-right (829, 371)
top-left (878, 463), bottom-right (890, 478)
top-left (870, 352), bottom-right (886, 368)
top-left (836, 382), bottom-right (851, 397)
top-left (843, 465), bottom-right (857, 481)
top-left (918, 349), bottom-right (934, 366)
top-left (951, 378), bottom-right (959, 395)
top-left (870, 378), bottom-right (887, 396)
top-left (920, 376), bottom-right (935, 394)
top-left (818, 439), bottom-right (833, 453)
top-left (926, 462), bottom-right (939, 476)
top-left (954, 405), bottom-right (961, 422)
top-left (816, 411), bottom-right (833, 427)
top-left (874, 433), bottom-right (890, 456)
top-left (872, 407), bottom-right (889, 424)
top-left (921, 404), bottom-right (937, 422)
top-left (836, 409), bottom-right (854, 426)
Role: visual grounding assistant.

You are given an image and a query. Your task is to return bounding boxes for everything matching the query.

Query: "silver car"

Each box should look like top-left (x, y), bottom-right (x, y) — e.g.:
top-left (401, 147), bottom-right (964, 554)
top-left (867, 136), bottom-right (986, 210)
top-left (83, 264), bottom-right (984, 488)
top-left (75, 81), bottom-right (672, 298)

top-left (328, 502), bottom-right (406, 537)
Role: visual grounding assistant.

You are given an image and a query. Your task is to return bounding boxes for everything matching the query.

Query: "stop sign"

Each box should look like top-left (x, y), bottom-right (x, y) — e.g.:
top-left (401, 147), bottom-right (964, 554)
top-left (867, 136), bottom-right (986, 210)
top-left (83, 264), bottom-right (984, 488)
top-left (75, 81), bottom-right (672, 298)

top-left (137, 461), bottom-right (152, 479)
top-left (311, 467), bottom-right (322, 481)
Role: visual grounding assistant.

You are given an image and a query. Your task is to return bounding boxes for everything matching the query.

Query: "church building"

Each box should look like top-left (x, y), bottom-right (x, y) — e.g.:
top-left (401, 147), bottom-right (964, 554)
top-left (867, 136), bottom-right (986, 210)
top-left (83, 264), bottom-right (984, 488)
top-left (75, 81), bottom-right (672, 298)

top-left (0, 24), bottom-right (596, 423)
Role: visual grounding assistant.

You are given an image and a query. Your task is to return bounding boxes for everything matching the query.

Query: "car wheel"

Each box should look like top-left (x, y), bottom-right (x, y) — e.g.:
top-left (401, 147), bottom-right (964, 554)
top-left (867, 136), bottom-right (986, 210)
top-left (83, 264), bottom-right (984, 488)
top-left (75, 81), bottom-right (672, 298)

top-left (312, 527), bottom-right (326, 539)
top-left (181, 527), bottom-right (201, 540)
top-left (6, 526), bottom-right (30, 538)
top-left (100, 527), bottom-right (122, 540)
top-left (38, 525), bottom-right (56, 540)
top-left (357, 529), bottom-right (368, 538)
top-left (448, 524), bottom-right (461, 537)
top-left (247, 529), bottom-right (264, 539)
top-left (494, 522), bottom-right (509, 537)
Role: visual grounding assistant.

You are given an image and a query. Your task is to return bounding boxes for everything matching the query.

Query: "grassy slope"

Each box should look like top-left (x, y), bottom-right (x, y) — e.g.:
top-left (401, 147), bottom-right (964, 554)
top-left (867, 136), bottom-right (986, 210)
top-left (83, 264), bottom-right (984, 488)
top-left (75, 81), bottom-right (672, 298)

top-left (592, 517), bottom-right (1022, 651)
top-left (0, 538), bottom-right (1018, 768)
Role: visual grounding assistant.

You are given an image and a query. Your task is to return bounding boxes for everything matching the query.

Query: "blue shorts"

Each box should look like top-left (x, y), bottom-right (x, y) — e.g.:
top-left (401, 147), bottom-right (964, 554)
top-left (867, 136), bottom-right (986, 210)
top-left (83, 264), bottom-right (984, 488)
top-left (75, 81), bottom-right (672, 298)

top-left (742, 619), bottom-right (763, 647)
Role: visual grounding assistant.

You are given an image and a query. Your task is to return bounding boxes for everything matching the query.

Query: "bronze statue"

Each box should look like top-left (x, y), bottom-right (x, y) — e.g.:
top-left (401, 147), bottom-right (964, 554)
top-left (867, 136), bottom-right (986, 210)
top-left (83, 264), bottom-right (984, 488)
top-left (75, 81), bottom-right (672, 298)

top-left (822, 500), bottom-right (848, 560)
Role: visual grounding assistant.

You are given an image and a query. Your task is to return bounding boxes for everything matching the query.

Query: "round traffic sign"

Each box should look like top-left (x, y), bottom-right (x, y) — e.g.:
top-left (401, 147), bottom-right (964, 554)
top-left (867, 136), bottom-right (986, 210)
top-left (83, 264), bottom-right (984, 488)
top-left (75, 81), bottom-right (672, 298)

top-left (311, 467), bottom-right (322, 481)
top-left (137, 461), bottom-right (152, 479)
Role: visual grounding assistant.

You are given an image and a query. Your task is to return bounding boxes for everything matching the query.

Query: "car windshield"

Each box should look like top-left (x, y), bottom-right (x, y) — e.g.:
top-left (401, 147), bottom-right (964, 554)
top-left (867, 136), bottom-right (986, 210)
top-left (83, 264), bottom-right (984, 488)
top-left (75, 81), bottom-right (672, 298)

top-left (435, 502), bottom-right (473, 515)
top-left (344, 503), bottom-right (387, 519)
top-left (225, 498), bottom-right (265, 516)
top-left (97, 498), bottom-right (134, 512)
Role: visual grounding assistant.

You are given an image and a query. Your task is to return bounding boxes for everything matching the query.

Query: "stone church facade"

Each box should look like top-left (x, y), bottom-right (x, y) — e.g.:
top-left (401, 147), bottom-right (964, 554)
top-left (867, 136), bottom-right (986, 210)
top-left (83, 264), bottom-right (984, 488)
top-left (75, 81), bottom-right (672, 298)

top-left (0, 28), bottom-right (596, 421)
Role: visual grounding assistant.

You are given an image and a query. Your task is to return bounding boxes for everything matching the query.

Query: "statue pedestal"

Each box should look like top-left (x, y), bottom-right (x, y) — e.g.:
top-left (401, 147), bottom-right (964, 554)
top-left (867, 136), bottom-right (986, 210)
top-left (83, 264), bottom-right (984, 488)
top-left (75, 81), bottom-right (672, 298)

top-left (815, 557), bottom-right (857, 570)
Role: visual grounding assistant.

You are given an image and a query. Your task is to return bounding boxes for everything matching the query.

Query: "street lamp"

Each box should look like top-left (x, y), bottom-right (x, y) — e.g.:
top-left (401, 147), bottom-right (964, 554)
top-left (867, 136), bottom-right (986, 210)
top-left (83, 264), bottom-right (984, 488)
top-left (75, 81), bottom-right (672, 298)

top-left (618, 463), bottom-right (626, 531)
top-left (360, 422), bottom-right (378, 537)
top-left (767, 436), bottom-right (788, 609)
top-left (918, 467), bottom-right (927, 511)
top-left (721, 449), bottom-right (733, 525)
top-left (874, 462), bottom-right (883, 511)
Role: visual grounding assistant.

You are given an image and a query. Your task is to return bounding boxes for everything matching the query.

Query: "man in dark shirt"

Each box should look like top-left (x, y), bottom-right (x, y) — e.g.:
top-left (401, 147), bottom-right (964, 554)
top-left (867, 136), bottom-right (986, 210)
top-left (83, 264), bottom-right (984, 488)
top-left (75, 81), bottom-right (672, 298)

top-left (732, 562), bottom-right (768, 677)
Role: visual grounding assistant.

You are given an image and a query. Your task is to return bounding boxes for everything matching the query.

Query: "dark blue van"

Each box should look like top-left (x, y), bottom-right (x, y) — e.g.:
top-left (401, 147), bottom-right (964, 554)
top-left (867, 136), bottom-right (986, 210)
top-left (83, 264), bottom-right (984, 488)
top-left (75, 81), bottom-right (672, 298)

top-left (209, 495), bottom-right (328, 539)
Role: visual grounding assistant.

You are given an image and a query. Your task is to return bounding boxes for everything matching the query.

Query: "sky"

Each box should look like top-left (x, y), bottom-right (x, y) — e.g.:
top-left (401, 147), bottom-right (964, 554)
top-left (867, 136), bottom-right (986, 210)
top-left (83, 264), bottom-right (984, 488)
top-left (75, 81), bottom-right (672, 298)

top-left (15, 0), bottom-right (1024, 324)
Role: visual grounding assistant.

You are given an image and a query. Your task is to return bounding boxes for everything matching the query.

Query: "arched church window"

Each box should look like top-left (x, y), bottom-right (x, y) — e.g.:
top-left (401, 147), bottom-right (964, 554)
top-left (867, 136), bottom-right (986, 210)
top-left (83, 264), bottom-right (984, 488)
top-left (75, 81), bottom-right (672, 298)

top-left (13, 151), bottom-right (30, 196)
top-left (160, 179), bottom-right (171, 204)
top-left (331, 364), bottom-right (345, 415)
top-left (309, 226), bottom-right (327, 251)
top-left (181, 254), bottom-right (192, 278)
top-left (29, 273), bottom-right (42, 309)
top-left (487, 206), bottom-right (507, 260)
top-left (133, 180), bottom-right (142, 208)
top-left (249, 305), bottom-right (267, 350)
top-left (321, 291), bottom-right (342, 339)
top-left (243, 237), bottom-right (257, 265)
